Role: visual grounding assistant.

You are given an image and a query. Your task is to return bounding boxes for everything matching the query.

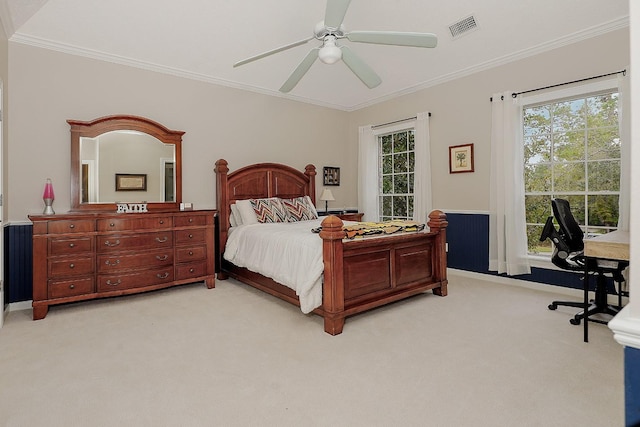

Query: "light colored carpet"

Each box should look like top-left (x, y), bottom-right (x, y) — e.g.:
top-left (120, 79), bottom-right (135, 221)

top-left (0, 272), bottom-right (623, 427)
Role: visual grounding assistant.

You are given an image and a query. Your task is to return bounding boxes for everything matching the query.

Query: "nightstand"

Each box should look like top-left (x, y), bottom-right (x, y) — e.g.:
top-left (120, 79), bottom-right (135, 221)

top-left (336, 212), bottom-right (364, 222)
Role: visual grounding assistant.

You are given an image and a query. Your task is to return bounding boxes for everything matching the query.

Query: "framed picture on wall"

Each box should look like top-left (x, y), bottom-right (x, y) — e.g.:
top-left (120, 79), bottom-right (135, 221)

top-left (449, 144), bottom-right (474, 174)
top-left (115, 173), bottom-right (147, 191)
top-left (323, 166), bottom-right (340, 186)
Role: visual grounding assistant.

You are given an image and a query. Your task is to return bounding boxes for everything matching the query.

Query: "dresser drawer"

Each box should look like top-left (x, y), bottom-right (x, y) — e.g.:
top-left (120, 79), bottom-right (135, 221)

top-left (174, 215), bottom-right (208, 227)
top-left (48, 277), bottom-right (94, 299)
top-left (49, 236), bottom-right (94, 256)
top-left (176, 261), bottom-right (208, 280)
top-left (98, 249), bottom-right (174, 273)
top-left (176, 245), bottom-right (206, 262)
top-left (48, 257), bottom-right (95, 278)
top-left (97, 267), bottom-right (175, 292)
top-left (97, 216), bottom-right (172, 232)
top-left (48, 220), bottom-right (94, 234)
top-left (175, 228), bottom-right (207, 244)
top-left (97, 232), bottom-right (173, 252)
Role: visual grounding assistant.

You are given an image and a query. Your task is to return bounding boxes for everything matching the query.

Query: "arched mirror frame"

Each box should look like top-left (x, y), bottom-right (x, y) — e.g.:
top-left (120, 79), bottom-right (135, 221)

top-left (69, 114), bottom-right (183, 212)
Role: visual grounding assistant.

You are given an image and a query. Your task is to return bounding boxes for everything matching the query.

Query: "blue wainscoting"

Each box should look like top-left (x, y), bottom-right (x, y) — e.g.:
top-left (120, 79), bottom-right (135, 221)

top-left (4, 224), bottom-right (33, 303)
top-left (445, 211), bottom-right (587, 290)
top-left (0, 213), bottom-right (606, 303)
top-left (625, 346), bottom-right (640, 427)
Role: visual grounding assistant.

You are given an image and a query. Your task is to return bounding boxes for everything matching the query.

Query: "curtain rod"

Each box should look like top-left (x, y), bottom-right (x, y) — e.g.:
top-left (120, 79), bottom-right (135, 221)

top-left (371, 113), bottom-right (431, 130)
top-left (511, 69), bottom-right (626, 98)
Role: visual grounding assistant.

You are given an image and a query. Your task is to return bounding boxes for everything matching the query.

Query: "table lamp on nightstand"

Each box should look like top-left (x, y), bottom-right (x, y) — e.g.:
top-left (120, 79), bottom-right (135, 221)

top-left (319, 189), bottom-right (335, 213)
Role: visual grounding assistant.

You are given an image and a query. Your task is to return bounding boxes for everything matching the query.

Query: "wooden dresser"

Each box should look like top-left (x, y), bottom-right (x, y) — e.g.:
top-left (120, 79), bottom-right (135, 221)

top-left (29, 209), bottom-right (216, 319)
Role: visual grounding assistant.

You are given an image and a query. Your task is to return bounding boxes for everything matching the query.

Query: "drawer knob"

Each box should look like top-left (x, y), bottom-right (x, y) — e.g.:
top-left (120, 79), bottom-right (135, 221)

top-left (104, 240), bottom-right (121, 247)
top-left (105, 259), bottom-right (120, 266)
top-left (69, 224), bottom-right (75, 229)
top-left (155, 236), bottom-right (169, 243)
top-left (69, 284), bottom-right (75, 289)
top-left (69, 243), bottom-right (75, 248)
top-left (189, 218), bottom-right (193, 223)
top-left (106, 279), bottom-right (122, 286)
top-left (156, 254), bottom-right (169, 261)
top-left (189, 234), bottom-right (193, 239)
top-left (159, 220), bottom-right (164, 224)
top-left (69, 263), bottom-right (75, 269)
top-left (189, 251), bottom-right (194, 256)
top-left (109, 223), bottom-right (115, 227)
top-left (157, 272), bottom-right (170, 279)
top-left (189, 268), bottom-right (195, 273)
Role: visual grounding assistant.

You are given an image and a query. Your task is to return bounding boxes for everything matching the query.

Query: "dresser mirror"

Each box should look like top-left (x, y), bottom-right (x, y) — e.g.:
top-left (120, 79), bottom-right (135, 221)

top-left (69, 115), bottom-right (183, 212)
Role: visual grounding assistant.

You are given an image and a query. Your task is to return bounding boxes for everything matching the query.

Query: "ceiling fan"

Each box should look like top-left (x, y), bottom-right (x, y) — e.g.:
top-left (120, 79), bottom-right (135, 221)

top-left (233, 0), bottom-right (438, 93)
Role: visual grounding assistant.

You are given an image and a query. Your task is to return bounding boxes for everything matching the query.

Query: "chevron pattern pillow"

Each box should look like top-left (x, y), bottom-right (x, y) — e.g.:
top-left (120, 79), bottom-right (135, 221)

top-left (282, 196), bottom-right (318, 222)
top-left (250, 198), bottom-right (289, 223)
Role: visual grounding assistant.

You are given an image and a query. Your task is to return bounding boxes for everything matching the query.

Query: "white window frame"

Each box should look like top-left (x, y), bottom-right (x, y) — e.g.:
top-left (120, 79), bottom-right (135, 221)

top-left (374, 122), bottom-right (417, 221)
top-left (521, 77), bottom-right (620, 269)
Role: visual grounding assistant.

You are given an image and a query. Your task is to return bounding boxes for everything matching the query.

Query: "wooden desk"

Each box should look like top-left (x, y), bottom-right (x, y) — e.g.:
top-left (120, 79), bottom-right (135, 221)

top-left (582, 230), bottom-right (630, 342)
top-left (584, 230), bottom-right (629, 261)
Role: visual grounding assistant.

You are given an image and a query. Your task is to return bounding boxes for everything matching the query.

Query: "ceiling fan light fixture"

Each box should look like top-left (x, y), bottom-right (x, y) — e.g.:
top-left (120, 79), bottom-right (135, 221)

top-left (318, 36), bottom-right (342, 64)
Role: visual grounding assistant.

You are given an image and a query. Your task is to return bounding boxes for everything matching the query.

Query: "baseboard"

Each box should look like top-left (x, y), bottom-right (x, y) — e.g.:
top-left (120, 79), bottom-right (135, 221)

top-left (8, 301), bottom-right (32, 312)
top-left (447, 268), bottom-right (628, 306)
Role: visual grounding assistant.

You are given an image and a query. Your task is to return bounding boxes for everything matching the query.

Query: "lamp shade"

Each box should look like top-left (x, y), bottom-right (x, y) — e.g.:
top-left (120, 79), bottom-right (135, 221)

top-left (319, 189), bottom-right (335, 201)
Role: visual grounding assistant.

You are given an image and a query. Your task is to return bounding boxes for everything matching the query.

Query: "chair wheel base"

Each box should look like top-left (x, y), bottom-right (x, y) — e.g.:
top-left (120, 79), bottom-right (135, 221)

top-left (548, 303), bottom-right (557, 310)
top-left (569, 318), bottom-right (581, 325)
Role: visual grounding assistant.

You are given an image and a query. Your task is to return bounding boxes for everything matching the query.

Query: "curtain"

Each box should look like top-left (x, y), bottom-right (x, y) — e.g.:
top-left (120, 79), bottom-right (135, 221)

top-left (413, 112), bottom-right (433, 222)
top-left (489, 92), bottom-right (531, 276)
top-left (358, 125), bottom-right (378, 222)
top-left (617, 70), bottom-right (630, 231)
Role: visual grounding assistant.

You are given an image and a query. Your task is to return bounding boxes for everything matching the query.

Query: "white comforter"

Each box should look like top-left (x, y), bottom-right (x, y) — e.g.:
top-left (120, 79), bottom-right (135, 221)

top-left (223, 219), bottom-right (325, 313)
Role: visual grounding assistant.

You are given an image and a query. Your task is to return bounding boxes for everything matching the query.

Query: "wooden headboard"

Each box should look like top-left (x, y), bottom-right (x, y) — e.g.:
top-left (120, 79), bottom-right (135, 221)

top-left (214, 159), bottom-right (317, 253)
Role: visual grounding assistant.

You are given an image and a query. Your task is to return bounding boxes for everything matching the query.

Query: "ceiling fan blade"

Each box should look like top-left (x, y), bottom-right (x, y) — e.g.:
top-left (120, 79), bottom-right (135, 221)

top-left (234, 36), bottom-right (315, 67)
top-left (340, 46), bottom-right (381, 89)
top-left (324, 0), bottom-right (351, 29)
top-left (346, 31), bottom-right (438, 48)
top-left (279, 49), bottom-right (319, 93)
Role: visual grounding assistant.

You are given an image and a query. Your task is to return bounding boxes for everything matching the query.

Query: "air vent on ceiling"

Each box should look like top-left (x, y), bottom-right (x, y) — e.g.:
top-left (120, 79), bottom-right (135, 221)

top-left (449, 15), bottom-right (478, 39)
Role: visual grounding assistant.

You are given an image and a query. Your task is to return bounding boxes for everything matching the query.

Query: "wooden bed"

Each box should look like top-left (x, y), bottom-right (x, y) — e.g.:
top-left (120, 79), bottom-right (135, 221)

top-left (214, 159), bottom-right (448, 335)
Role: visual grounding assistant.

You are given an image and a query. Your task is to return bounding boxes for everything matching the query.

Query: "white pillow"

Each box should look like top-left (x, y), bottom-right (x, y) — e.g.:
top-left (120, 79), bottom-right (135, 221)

top-left (229, 204), bottom-right (239, 227)
top-left (236, 199), bottom-right (259, 225)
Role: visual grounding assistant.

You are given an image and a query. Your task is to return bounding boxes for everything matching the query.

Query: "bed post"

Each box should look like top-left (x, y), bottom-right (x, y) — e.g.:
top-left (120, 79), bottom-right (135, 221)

top-left (319, 215), bottom-right (346, 335)
top-left (214, 159), bottom-right (230, 280)
top-left (304, 164), bottom-right (317, 204)
top-left (428, 210), bottom-right (448, 296)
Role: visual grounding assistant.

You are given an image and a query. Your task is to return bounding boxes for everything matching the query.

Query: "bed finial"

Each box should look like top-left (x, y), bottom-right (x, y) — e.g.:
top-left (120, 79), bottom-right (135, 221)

top-left (427, 210), bottom-right (448, 230)
top-left (215, 159), bottom-right (229, 174)
top-left (305, 164), bottom-right (316, 176)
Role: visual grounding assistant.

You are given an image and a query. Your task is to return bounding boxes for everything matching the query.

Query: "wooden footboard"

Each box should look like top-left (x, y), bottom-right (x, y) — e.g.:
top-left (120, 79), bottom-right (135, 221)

top-left (214, 159), bottom-right (448, 335)
top-left (319, 212), bottom-right (447, 335)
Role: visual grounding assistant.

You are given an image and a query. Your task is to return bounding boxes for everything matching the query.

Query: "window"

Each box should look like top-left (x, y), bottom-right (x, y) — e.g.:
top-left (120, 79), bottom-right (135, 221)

top-left (524, 89), bottom-right (620, 255)
top-left (378, 129), bottom-right (415, 220)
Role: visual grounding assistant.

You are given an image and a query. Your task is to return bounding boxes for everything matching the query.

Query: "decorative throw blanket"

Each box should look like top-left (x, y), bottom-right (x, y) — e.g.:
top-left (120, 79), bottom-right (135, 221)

top-left (312, 219), bottom-right (426, 239)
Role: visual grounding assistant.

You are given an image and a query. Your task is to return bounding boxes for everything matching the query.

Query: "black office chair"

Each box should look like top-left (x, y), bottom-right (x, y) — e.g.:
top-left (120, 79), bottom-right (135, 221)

top-left (539, 198), bottom-right (628, 326)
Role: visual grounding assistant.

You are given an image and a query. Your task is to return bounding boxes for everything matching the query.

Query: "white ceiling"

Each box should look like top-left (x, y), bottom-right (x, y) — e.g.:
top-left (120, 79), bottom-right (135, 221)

top-left (0, 0), bottom-right (629, 111)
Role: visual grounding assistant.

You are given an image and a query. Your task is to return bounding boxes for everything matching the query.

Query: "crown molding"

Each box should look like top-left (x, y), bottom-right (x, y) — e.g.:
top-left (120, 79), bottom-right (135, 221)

top-left (0, 0), bottom-right (15, 39)
top-left (9, 32), bottom-right (351, 111)
top-left (348, 15), bottom-right (630, 111)
top-left (10, 15), bottom-right (629, 112)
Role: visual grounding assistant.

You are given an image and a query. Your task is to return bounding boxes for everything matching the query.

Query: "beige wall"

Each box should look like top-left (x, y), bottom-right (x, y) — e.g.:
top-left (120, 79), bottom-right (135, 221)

top-left (348, 28), bottom-right (629, 212)
top-left (7, 44), bottom-right (351, 221)
top-left (6, 28), bottom-right (629, 222)
top-left (0, 19), bottom-right (7, 222)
